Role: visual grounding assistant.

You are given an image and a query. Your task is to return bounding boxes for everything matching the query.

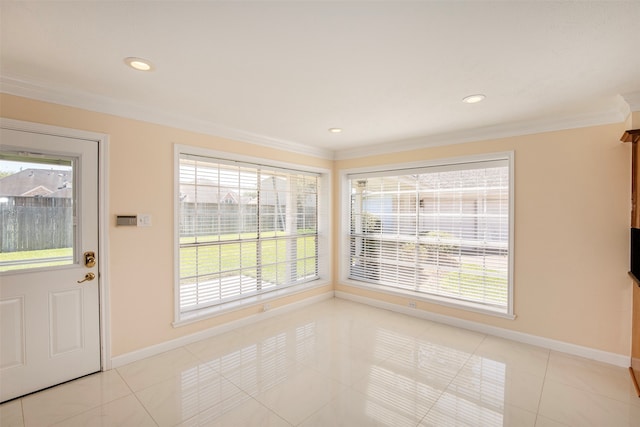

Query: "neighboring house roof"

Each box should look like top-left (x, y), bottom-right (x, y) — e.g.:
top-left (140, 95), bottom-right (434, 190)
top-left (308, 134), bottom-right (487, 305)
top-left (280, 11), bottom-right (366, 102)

top-left (0, 169), bottom-right (72, 198)
top-left (179, 184), bottom-right (246, 205)
top-left (20, 185), bottom-right (54, 197)
top-left (179, 176), bottom-right (316, 207)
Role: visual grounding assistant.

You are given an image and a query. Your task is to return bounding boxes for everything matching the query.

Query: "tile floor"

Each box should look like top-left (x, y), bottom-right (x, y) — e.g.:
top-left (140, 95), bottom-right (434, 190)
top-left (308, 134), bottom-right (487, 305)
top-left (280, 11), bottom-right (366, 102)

top-left (1, 298), bottom-right (639, 426)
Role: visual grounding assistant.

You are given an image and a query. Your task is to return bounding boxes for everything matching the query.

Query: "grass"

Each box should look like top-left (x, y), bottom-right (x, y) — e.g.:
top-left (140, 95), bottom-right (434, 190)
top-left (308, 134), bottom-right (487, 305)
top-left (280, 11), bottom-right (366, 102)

top-left (440, 263), bottom-right (508, 305)
top-left (180, 231), bottom-right (317, 285)
top-left (2, 231), bottom-right (317, 280)
top-left (4, 239), bottom-right (504, 311)
top-left (0, 247), bottom-right (73, 272)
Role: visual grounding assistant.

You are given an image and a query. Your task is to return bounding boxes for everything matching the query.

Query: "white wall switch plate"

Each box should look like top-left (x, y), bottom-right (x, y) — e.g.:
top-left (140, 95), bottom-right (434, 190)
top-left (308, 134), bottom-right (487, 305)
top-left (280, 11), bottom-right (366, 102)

top-left (137, 214), bottom-right (152, 227)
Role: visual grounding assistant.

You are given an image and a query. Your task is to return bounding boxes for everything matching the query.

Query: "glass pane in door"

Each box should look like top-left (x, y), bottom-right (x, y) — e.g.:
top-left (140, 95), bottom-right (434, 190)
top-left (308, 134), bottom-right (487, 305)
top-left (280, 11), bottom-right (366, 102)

top-left (0, 154), bottom-right (75, 272)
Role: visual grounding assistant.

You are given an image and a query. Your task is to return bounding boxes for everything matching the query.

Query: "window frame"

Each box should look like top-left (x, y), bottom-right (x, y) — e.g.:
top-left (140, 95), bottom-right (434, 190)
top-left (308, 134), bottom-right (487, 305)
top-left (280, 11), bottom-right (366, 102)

top-left (173, 144), bottom-right (331, 326)
top-left (340, 151), bottom-right (515, 319)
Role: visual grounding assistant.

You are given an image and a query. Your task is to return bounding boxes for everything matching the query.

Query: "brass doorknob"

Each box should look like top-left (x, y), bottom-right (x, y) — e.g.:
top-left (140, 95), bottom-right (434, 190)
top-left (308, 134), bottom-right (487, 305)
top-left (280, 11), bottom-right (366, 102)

top-left (77, 272), bottom-right (96, 284)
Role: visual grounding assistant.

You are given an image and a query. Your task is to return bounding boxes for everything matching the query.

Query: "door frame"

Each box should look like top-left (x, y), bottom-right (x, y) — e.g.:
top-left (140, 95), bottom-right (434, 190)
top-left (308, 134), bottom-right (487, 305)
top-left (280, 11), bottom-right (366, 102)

top-left (0, 118), bottom-right (111, 371)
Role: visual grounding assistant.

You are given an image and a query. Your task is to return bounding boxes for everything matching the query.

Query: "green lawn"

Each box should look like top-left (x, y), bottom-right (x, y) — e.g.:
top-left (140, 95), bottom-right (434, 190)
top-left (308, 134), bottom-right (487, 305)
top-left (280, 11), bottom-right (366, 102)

top-left (1, 231), bottom-right (317, 279)
top-left (4, 239), bottom-right (504, 309)
top-left (180, 233), bottom-right (317, 285)
top-left (440, 263), bottom-right (508, 305)
top-left (0, 247), bottom-right (73, 272)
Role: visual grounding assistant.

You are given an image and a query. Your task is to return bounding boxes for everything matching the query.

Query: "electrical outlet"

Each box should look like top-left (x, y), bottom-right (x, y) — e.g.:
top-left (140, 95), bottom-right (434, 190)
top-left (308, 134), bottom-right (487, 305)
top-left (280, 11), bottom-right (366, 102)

top-left (408, 301), bottom-right (416, 309)
top-left (263, 303), bottom-right (271, 311)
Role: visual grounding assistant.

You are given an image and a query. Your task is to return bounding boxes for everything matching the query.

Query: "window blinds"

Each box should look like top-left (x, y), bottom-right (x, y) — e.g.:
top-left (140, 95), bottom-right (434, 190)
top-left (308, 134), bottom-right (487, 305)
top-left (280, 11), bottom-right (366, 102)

top-left (179, 154), bottom-right (319, 313)
top-left (348, 159), bottom-right (511, 313)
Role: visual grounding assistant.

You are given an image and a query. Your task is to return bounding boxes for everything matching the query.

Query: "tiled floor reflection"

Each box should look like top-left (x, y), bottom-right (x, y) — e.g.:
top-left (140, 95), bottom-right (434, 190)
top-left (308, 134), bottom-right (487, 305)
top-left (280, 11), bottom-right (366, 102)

top-left (2, 298), bottom-right (640, 426)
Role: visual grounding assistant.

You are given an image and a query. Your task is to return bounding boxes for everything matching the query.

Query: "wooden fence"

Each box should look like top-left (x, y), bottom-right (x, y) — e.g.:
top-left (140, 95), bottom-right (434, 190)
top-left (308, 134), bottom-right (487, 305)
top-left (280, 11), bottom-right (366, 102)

top-left (0, 196), bottom-right (73, 252)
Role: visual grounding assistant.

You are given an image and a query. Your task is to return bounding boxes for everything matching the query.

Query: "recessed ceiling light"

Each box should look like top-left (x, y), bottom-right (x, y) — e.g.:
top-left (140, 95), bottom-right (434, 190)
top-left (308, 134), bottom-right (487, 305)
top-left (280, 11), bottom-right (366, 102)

top-left (328, 128), bottom-right (343, 133)
top-left (462, 94), bottom-right (486, 104)
top-left (124, 57), bottom-right (154, 71)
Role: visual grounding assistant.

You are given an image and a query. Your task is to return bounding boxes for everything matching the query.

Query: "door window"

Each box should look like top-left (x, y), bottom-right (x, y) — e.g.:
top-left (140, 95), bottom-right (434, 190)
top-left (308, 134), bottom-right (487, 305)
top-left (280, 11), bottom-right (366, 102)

top-left (0, 154), bottom-right (75, 272)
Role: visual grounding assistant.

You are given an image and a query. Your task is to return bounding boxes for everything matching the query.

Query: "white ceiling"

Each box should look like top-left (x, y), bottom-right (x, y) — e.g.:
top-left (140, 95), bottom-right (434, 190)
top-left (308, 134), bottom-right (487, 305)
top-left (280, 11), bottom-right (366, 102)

top-left (1, 1), bottom-right (639, 159)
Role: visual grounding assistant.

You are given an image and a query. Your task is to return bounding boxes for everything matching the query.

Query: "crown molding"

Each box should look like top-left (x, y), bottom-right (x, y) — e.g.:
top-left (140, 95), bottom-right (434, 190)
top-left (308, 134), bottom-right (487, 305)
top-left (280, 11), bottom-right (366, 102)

top-left (335, 105), bottom-right (628, 160)
top-left (2, 75), bottom-right (634, 162)
top-left (0, 75), bottom-right (334, 160)
top-left (622, 91), bottom-right (640, 112)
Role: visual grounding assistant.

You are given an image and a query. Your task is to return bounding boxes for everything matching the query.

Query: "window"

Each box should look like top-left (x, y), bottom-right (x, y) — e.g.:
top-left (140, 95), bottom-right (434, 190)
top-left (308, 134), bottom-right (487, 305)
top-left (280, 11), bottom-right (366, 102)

top-left (0, 153), bottom-right (75, 272)
top-left (345, 153), bottom-right (513, 316)
top-left (176, 147), bottom-right (327, 323)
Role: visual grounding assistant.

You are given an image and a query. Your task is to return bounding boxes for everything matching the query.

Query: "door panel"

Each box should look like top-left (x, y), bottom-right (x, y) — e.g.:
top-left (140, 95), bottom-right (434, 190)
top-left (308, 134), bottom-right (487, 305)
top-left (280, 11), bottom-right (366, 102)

top-left (0, 128), bottom-right (100, 402)
top-left (49, 288), bottom-right (84, 356)
top-left (0, 297), bottom-right (24, 370)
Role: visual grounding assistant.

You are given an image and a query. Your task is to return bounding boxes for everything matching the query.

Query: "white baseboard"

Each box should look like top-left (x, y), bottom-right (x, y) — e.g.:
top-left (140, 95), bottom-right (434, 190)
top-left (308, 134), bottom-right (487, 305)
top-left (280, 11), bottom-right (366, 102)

top-left (111, 289), bottom-right (629, 369)
top-left (110, 291), bottom-right (334, 368)
top-left (335, 291), bottom-right (630, 368)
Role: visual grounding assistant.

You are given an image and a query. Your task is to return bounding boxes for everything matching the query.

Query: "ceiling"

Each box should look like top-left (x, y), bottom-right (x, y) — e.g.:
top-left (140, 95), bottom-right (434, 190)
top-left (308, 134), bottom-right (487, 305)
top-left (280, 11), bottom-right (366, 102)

top-left (1, 1), bottom-right (639, 159)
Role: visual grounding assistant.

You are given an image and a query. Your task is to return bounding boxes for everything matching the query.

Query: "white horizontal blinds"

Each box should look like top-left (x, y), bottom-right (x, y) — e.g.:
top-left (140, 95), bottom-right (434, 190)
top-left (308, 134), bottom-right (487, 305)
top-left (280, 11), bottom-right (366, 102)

top-left (349, 159), bottom-right (510, 312)
top-left (179, 154), bottom-right (319, 312)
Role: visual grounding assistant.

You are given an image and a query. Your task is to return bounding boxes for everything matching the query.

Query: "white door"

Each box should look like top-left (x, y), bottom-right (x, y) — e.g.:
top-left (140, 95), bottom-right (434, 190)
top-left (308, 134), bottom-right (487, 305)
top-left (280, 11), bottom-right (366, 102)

top-left (0, 128), bottom-right (100, 402)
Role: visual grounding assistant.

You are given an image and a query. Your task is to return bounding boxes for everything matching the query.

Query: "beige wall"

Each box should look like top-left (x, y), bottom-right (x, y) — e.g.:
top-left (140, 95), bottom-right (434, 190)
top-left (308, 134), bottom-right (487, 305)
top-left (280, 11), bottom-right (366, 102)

top-left (336, 123), bottom-right (633, 356)
top-left (1, 93), bottom-right (635, 357)
top-left (0, 94), bottom-right (333, 356)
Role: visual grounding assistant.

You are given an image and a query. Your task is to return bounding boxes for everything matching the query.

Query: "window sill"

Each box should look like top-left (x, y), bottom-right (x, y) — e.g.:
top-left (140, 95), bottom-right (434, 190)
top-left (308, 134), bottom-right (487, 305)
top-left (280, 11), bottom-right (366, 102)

top-left (173, 279), bottom-right (331, 327)
top-left (340, 278), bottom-right (515, 320)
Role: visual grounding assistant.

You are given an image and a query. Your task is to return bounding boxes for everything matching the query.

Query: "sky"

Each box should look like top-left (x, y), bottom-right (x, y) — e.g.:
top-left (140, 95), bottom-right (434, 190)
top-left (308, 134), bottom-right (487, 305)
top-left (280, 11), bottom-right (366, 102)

top-left (0, 160), bottom-right (72, 174)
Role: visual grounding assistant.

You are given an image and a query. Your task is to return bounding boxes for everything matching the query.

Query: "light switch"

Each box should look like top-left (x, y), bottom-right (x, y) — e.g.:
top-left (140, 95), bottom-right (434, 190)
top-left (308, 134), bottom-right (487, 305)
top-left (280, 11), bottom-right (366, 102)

top-left (137, 214), bottom-right (152, 227)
